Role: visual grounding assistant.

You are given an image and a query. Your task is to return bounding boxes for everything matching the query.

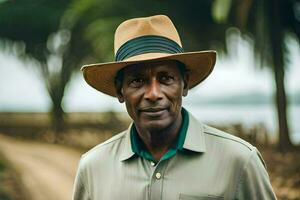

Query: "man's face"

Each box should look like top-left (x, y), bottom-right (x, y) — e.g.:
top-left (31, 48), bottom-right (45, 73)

top-left (116, 60), bottom-right (189, 132)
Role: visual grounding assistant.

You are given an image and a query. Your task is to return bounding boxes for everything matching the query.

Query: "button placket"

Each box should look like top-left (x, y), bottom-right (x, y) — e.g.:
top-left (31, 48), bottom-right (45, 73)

top-left (148, 161), bottom-right (167, 200)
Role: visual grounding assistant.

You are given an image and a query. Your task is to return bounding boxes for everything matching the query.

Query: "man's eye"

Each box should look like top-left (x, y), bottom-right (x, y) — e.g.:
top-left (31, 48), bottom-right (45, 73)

top-left (129, 78), bottom-right (144, 87)
top-left (160, 75), bottom-right (174, 82)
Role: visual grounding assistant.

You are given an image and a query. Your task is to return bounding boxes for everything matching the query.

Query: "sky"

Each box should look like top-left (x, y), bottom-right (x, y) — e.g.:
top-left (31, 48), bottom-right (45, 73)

top-left (0, 35), bottom-right (299, 112)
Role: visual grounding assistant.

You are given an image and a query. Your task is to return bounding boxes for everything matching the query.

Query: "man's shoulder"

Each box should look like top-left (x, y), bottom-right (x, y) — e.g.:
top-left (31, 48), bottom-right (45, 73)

top-left (201, 124), bottom-right (264, 168)
top-left (187, 111), bottom-right (256, 156)
top-left (203, 125), bottom-right (255, 150)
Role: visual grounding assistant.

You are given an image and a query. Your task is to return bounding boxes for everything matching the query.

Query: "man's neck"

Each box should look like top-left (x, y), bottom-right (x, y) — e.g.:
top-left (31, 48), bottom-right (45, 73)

top-left (135, 114), bottom-right (182, 161)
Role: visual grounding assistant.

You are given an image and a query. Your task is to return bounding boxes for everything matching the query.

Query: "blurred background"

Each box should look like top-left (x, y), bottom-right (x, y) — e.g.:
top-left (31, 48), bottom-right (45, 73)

top-left (0, 0), bottom-right (299, 199)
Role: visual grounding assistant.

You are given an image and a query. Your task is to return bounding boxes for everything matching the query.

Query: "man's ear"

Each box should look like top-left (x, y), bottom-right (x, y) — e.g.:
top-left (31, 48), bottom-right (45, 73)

top-left (182, 72), bottom-right (189, 97)
top-left (115, 83), bottom-right (125, 103)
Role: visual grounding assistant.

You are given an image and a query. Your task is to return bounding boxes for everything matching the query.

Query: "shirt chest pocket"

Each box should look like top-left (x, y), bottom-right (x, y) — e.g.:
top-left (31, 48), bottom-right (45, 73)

top-left (179, 194), bottom-right (224, 200)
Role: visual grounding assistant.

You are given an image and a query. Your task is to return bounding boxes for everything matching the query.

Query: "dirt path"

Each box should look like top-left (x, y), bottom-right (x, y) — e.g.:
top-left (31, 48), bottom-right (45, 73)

top-left (0, 134), bottom-right (83, 200)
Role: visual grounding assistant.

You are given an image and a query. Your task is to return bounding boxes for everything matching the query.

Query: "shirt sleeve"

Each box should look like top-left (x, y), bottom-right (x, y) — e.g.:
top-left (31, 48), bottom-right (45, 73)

top-left (72, 156), bottom-right (90, 200)
top-left (235, 148), bottom-right (277, 200)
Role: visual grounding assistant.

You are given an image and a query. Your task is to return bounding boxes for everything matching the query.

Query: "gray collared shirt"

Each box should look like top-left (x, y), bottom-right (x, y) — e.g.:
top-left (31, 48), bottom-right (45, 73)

top-left (73, 112), bottom-right (276, 200)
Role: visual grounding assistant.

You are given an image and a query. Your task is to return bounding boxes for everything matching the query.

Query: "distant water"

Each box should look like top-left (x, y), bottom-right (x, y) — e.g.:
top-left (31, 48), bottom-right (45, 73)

top-left (184, 104), bottom-right (300, 145)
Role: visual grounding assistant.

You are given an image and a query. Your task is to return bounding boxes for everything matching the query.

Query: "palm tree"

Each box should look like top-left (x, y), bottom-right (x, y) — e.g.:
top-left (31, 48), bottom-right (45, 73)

top-left (213, 0), bottom-right (299, 151)
top-left (0, 0), bottom-right (93, 134)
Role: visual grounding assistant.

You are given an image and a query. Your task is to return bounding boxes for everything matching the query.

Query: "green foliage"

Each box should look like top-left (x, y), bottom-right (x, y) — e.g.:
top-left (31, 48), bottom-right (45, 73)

top-left (212, 0), bottom-right (232, 23)
top-left (0, 160), bottom-right (10, 200)
top-left (61, 0), bottom-right (229, 64)
top-left (0, 0), bottom-right (70, 61)
top-left (214, 0), bottom-right (300, 69)
top-left (0, 160), bottom-right (6, 172)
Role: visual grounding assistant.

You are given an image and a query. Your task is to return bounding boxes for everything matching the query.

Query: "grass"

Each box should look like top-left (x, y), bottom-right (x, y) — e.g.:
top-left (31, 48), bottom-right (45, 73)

top-left (0, 159), bottom-right (10, 200)
top-left (0, 154), bottom-right (29, 200)
top-left (261, 149), bottom-right (300, 199)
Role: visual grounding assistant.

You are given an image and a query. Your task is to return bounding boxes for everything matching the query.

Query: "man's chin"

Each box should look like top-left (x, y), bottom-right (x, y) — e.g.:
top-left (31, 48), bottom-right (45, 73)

top-left (141, 120), bottom-right (171, 132)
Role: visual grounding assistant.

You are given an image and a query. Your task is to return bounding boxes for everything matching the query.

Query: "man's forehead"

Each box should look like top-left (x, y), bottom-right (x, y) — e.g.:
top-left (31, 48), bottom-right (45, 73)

top-left (122, 60), bottom-right (180, 75)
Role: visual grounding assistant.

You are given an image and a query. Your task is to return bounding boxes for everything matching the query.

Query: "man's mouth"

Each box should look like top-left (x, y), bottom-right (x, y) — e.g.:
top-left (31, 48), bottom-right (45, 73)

top-left (140, 107), bottom-right (166, 112)
top-left (139, 107), bottom-right (167, 117)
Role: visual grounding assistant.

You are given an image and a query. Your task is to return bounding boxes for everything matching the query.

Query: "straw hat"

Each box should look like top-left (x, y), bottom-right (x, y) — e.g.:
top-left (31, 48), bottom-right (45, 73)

top-left (82, 15), bottom-right (216, 97)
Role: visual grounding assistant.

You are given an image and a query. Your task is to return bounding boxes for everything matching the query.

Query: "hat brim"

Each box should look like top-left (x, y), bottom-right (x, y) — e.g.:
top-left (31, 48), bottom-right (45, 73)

top-left (82, 50), bottom-right (216, 97)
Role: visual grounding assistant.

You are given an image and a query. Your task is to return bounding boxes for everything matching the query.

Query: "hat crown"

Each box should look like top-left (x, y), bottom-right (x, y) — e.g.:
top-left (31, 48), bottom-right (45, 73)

top-left (114, 15), bottom-right (182, 55)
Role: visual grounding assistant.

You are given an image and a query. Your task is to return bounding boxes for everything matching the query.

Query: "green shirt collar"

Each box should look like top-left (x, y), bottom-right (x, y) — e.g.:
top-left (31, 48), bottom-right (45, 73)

top-left (130, 107), bottom-right (189, 163)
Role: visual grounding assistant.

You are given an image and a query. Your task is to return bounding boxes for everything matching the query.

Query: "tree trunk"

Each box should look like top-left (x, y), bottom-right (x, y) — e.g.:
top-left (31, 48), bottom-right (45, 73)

top-left (273, 65), bottom-right (293, 151)
top-left (269, 0), bottom-right (293, 152)
top-left (47, 72), bottom-right (68, 137)
top-left (45, 56), bottom-right (74, 135)
top-left (51, 102), bottom-right (65, 133)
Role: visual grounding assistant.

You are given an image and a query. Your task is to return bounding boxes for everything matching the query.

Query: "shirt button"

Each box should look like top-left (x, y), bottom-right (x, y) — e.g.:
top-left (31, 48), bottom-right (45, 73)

top-left (150, 161), bottom-right (155, 166)
top-left (155, 172), bottom-right (162, 180)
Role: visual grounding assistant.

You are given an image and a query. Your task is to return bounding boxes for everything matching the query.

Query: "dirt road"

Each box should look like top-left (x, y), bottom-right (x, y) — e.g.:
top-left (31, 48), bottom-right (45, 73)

top-left (0, 134), bottom-right (82, 200)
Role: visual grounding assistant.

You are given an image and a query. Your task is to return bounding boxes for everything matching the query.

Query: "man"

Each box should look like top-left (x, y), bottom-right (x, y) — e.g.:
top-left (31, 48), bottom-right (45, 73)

top-left (73, 15), bottom-right (276, 199)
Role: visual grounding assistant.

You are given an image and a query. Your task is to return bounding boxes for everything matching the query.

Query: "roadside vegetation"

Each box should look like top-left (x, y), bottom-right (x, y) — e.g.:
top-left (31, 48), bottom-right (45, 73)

top-left (0, 154), bottom-right (28, 200)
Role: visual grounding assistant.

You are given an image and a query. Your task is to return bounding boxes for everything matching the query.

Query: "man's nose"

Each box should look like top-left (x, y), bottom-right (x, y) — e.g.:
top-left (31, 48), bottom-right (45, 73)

top-left (144, 79), bottom-right (163, 102)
